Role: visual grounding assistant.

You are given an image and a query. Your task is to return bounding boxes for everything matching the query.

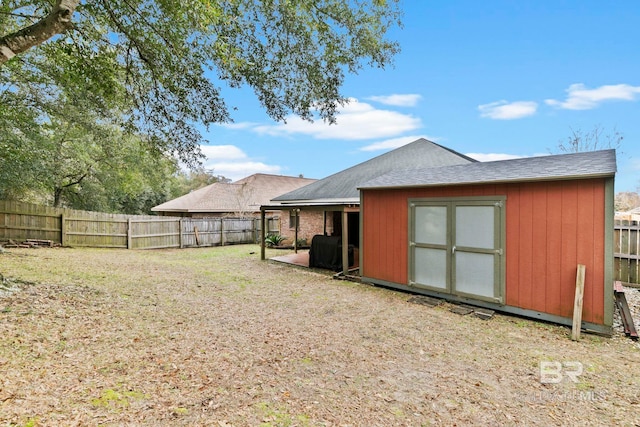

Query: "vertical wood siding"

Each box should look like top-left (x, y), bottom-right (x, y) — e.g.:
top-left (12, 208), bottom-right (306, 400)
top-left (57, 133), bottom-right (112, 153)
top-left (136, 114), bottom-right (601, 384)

top-left (361, 179), bottom-right (607, 325)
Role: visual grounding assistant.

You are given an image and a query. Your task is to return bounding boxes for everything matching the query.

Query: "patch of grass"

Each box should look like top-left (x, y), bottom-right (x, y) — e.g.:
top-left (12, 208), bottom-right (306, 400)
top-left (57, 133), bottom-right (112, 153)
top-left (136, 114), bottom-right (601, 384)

top-left (391, 407), bottom-right (405, 417)
top-left (55, 339), bottom-right (67, 352)
top-left (18, 417), bottom-right (39, 427)
top-left (91, 388), bottom-right (147, 410)
top-left (575, 381), bottom-right (595, 391)
top-left (256, 402), bottom-right (312, 427)
top-left (298, 356), bottom-right (313, 365)
top-left (172, 407), bottom-right (189, 416)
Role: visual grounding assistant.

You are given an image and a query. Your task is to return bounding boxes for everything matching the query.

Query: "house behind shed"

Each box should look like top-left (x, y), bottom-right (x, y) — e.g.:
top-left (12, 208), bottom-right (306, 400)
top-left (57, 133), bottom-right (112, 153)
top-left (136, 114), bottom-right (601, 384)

top-left (152, 173), bottom-right (319, 243)
top-left (358, 150), bottom-right (617, 335)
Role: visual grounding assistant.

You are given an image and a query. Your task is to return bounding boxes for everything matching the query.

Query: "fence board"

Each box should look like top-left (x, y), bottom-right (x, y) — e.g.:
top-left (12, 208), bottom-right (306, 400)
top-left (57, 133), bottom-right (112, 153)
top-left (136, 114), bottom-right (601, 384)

top-left (614, 220), bottom-right (640, 284)
top-left (0, 200), bottom-right (280, 251)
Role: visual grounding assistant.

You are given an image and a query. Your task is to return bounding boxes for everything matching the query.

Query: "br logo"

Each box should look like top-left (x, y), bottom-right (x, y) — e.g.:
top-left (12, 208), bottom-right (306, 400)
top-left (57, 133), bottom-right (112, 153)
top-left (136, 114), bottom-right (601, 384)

top-left (540, 361), bottom-right (583, 384)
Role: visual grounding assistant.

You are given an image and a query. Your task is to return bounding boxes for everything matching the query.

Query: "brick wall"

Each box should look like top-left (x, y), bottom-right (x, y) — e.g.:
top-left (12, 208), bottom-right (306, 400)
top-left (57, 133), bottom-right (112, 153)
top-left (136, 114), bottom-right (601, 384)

top-left (280, 211), bottom-right (335, 245)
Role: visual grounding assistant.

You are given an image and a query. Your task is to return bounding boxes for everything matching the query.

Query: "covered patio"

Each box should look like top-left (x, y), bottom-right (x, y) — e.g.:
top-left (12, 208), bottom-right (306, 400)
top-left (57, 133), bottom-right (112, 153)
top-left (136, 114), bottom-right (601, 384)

top-left (270, 247), bottom-right (360, 271)
top-left (270, 250), bottom-right (311, 268)
top-left (260, 203), bottom-right (359, 275)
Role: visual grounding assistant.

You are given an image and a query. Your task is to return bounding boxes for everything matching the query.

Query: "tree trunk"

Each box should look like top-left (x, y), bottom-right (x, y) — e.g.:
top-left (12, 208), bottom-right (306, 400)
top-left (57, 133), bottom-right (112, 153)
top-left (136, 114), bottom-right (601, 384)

top-left (0, 0), bottom-right (80, 64)
top-left (53, 187), bottom-right (63, 208)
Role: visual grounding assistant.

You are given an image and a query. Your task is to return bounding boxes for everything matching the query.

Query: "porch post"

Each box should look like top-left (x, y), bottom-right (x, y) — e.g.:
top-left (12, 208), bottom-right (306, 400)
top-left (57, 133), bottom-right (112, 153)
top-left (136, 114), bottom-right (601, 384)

top-left (323, 211), bottom-right (327, 235)
top-left (294, 209), bottom-right (299, 253)
top-left (341, 209), bottom-right (349, 275)
top-left (260, 208), bottom-right (266, 260)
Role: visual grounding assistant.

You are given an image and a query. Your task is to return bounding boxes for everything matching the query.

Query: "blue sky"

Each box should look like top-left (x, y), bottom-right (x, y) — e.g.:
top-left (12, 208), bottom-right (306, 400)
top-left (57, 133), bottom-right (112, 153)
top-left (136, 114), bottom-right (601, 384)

top-left (198, 1), bottom-right (640, 193)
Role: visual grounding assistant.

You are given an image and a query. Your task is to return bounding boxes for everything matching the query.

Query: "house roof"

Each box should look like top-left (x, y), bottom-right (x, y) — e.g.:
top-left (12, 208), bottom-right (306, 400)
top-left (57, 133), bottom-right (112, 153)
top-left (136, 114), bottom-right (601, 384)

top-left (359, 149), bottom-right (617, 190)
top-left (272, 138), bottom-right (476, 204)
top-left (152, 173), bottom-right (316, 213)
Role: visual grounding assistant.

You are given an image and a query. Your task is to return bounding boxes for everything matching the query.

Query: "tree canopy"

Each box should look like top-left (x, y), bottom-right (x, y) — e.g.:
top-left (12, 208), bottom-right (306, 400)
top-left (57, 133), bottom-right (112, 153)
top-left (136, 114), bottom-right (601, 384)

top-left (1, 0), bottom-right (402, 164)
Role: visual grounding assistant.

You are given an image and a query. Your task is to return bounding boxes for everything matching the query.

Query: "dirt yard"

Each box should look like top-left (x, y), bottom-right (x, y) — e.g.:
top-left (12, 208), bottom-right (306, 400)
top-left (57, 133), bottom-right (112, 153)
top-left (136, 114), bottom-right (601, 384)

top-left (1, 246), bottom-right (639, 426)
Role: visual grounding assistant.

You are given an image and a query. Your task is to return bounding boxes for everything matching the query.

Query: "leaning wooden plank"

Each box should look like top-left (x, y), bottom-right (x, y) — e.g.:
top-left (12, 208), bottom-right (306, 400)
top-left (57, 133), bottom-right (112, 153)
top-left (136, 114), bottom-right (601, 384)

top-left (571, 264), bottom-right (586, 341)
top-left (613, 280), bottom-right (625, 293)
top-left (25, 239), bottom-right (53, 245)
top-left (194, 226), bottom-right (200, 246)
top-left (614, 291), bottom-right (639, 339)
top-left (473, 308), bottom-right (495, 320)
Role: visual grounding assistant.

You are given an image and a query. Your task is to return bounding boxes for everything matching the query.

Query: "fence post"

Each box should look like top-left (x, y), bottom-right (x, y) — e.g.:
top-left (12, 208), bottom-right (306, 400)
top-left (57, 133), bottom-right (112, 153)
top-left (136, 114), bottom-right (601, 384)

top-left (254, 218), bottom-right (258, 244)
top-left (220, 218), bottom-right (225, 246)
top-left (179, 218), bottom-right (183, 249)
top-left (60, 214), bottom-right (66, 247)
top-left (127, 218), bottom-right (132, 249)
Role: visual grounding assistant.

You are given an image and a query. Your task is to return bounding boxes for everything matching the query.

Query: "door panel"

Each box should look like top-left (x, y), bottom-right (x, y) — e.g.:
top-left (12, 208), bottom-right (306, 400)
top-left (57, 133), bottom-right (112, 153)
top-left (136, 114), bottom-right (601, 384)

top-left (410, 198), bottom-right (504, 303)
top-left (415, 206), bottom-right (447, 245)
top-left (414, 247), bottom-right (448, 290)
top-left (454, 251), bottom-right (495, 298)
top-left (455, 206), bottom-right (494, 249)
top-left (410, 204), bottom-right (450, 291)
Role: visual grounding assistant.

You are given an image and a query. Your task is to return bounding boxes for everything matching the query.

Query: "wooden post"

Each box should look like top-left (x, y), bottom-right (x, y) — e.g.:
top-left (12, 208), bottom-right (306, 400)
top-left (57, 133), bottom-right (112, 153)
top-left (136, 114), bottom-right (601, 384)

top-left (571, 264), bottom-right (586, 340)
top-left (341, 210), bottom-right (349, 276)
top-left (60, 214), bottom-right (66, 247)
top-left (323, 211), bottom-right (327, 235)
top-left (253, 218), bottom-right (258, 244)
top-left (260, 209), bottom-right (266, 260)
top-left (294, 209), bottom-right (299, 254)
top-left (194, 226), bottom-right (200, 246)
top-left (127, 218), bottom-right (132, 249)
top-left (178, 218), bottom-right (183, 249)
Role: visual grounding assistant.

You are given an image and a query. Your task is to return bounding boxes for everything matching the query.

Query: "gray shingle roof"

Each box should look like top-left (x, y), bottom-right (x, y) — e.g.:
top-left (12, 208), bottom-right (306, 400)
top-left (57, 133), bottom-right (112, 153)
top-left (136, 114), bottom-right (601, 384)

top-left (152, 174), bottom-right (316, 213)
top-left (272, 138), bottom-right (476, 203)
top-left (359, 149), bottom-right (617, 189)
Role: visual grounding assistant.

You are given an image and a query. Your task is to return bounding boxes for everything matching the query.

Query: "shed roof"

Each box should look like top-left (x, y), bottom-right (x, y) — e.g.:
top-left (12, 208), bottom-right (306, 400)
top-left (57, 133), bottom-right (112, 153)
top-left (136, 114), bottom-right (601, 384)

top-left (272, 138), bottom-right (476, 204)
top-left (359, 149), bottom-right (617, 190)
top-left (152, 173), bottom-right (316, 213)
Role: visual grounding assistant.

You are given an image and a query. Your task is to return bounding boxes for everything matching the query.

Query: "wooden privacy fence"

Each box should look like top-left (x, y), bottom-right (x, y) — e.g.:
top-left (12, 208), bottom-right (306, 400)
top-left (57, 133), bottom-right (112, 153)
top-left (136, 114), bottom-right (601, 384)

top-left (615, 220), bottom-right (640, 285)
top-left (0, 200), bottom-right (279, 250)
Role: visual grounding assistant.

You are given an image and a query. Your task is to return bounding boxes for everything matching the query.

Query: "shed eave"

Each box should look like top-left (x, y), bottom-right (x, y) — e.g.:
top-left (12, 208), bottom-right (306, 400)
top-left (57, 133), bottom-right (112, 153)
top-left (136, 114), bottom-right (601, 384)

top-left (358, 173), bottom-right (616, 191)
top-left (261, 202), bottom-right (360, 212)
top-left (273, 198), bottom-right (360, 205)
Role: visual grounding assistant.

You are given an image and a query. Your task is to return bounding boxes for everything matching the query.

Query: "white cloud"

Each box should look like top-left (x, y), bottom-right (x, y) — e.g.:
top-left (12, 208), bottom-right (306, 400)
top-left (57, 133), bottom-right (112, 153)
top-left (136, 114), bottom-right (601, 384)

top-left (545, 83), bottom-right (640, 110)
top-left (199, 145), bottom-right (246, 160)
top-left (252, 98), bottom-right (422, 140)
top-left (366, 94), bottom-right (422, 107)
top-left (199, 145), bottom-right (281, 181)
top-left (360, 135), bottom-right (436, 152)
top-left (478, 100), bottom-right (538, 120)
top-left (465, 153), bottom-right (525, 162)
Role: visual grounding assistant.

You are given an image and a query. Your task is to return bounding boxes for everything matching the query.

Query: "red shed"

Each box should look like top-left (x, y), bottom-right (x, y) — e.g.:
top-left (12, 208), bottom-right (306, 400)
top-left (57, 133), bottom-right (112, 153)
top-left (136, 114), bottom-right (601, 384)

top-left (358, 150), bottom-right (617, 335)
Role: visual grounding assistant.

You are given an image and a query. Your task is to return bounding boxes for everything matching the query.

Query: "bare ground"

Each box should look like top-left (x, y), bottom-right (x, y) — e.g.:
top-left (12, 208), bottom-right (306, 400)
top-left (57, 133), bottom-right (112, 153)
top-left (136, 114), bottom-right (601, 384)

top-left (0, 245), bottom-right (639, 426)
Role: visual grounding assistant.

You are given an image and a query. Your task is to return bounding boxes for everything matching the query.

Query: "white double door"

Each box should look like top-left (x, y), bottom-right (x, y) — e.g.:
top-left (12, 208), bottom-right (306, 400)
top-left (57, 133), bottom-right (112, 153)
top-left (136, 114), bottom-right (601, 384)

top-left (409, 198), bottom-right (504, 303)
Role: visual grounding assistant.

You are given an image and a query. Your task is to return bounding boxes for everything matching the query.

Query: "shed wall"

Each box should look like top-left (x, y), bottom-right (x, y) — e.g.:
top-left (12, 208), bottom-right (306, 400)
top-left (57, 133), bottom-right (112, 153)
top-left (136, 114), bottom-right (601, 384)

top-left (361, 179), bottom-right (608, 325)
